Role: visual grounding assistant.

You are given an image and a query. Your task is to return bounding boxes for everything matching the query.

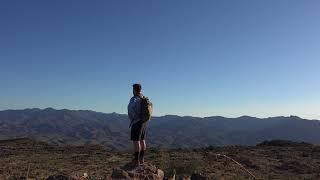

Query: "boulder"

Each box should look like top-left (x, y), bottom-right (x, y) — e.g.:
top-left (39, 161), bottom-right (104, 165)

top-left (191, 173), bottom-right (208, 180)
top-left (175, 173), bottom-right (208, 180)
top-left (111, 162), bottom-right (164, 180)
top-left (46, 175), bottom-right (71, 180)
top-left (7, 177), bottom-right (27, 180)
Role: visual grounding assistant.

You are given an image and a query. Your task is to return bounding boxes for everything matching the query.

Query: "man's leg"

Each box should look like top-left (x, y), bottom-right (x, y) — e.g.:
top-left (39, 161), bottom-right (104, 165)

top-left (139, 140), bottom-right (146, 163)
top-left (140, 140), bottom-right (146, 151)
top-left (133, 141), bottom-right (140, 164)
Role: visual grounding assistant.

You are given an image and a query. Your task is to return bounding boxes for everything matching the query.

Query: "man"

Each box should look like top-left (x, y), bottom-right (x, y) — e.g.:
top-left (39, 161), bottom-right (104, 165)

top-left (128, 83), bottom-right (147, 165)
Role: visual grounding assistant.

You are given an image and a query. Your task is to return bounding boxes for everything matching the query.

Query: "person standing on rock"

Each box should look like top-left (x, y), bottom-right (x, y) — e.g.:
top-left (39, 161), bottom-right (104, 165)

top-left (128, 83), bottom-right (153, 166)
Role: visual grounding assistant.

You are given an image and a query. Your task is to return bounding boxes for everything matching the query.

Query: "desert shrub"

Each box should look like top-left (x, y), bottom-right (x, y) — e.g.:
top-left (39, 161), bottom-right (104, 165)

top-left (237, 156), bottom-right (260, 170)
top-left (258, 140), bottom-right (312, 147)
top-left (156, 150), bottom-right (170, 174)
top-left (149, 148), bottom-right (160, 154)
top-left (155, 149), bottom-right (205, 177)
top-left (206, 145), bottom-right (215, 151)
top-left (163, 157), bottom-right (205, 177)
top-left (277, 160), bottom-right (313, 174)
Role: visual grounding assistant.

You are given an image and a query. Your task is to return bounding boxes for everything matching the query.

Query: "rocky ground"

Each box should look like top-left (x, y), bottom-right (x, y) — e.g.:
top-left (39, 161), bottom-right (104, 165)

top-left (0, 138), bottom-right (320, 179)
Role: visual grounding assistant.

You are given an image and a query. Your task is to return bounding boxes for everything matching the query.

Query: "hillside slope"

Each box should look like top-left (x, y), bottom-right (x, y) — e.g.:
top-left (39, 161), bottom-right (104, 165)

top-left (0, 108), bottom-right (319, 150)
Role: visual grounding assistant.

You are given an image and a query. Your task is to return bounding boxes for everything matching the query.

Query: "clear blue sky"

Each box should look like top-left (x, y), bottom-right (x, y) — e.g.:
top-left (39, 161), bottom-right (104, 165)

top-left (1, 0), bottom-right (319, 119)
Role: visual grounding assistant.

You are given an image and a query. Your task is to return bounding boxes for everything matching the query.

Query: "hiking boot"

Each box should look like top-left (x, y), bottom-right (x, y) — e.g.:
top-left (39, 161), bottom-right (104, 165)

top-left (139, 158), bottom-right (145, 165)
top-left (139, 150), bottom-right (145, 165)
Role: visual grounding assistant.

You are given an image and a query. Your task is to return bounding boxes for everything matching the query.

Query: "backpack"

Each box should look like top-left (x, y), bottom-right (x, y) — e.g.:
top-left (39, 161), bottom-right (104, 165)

top-left (140, 96), bottom-right (153, 123)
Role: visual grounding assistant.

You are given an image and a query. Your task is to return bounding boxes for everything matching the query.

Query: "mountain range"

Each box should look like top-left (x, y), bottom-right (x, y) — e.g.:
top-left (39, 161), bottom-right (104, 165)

top-left (0, 108), bottom-right (319, 150)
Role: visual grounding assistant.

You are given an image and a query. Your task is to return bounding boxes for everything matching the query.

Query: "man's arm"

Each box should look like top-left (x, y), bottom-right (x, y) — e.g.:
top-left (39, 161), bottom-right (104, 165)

top-left (128, 97), bottom-right (140, 127)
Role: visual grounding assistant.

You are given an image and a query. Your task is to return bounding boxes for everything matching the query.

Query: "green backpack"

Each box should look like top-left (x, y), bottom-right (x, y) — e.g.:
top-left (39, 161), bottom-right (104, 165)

top-left (140, 96), bottom-right (153, 123)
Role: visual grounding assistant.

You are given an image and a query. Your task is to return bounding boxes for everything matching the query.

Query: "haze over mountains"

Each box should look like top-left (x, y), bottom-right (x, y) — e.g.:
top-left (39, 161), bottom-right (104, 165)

top-left (0, 108), bottom-right (319, 150)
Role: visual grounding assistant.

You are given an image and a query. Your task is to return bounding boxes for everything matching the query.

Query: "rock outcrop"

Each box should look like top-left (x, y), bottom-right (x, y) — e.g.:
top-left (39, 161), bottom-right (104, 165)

top-left (46, 175), bottom-right (70, 180)
top-left (172, 173), bottom-right (208, 180)
top-left (111, 162), bottom-right (164, 180)
top-left (46, 174), bottom-right (89, 180)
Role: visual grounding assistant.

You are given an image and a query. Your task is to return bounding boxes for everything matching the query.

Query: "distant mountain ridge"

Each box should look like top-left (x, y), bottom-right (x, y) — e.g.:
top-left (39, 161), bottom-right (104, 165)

top-left (0, 108), bottom-right (319, 150)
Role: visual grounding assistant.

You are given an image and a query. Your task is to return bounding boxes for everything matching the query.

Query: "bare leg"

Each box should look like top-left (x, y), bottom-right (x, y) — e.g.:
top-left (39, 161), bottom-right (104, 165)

top-left (131, 141), bottom-right (140, 165)
top-left (139, 140), bottom-right (146, 164)
top-left (133, 141), bottom-right (140, 152)
top-left (139, 140), bottom-right (146, 151)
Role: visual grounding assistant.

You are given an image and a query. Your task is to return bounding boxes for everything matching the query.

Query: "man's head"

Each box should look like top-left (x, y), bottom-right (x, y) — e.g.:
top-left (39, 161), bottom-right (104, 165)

top-left (132, 83), bottom-right (142, 96)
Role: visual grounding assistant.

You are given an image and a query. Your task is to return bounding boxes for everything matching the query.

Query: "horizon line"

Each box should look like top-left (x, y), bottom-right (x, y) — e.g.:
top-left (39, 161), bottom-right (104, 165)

top-left (0, 107), bottom-right (319, 121)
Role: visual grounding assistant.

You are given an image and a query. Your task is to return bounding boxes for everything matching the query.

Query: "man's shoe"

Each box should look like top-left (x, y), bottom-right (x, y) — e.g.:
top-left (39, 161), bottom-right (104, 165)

top-left (139, 158), bottom-right (145, 165)
top-left (139, 150), bottom-right (145, 165)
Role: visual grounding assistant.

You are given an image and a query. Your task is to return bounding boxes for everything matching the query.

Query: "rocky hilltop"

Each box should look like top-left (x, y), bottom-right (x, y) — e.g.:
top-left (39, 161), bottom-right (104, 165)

top-left (1, 138), bottom-right (320, 179)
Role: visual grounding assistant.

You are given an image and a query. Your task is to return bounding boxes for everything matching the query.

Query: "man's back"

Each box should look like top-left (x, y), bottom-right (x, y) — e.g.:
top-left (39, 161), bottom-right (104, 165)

top-left (128, 95), bottom-right (142, 127)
